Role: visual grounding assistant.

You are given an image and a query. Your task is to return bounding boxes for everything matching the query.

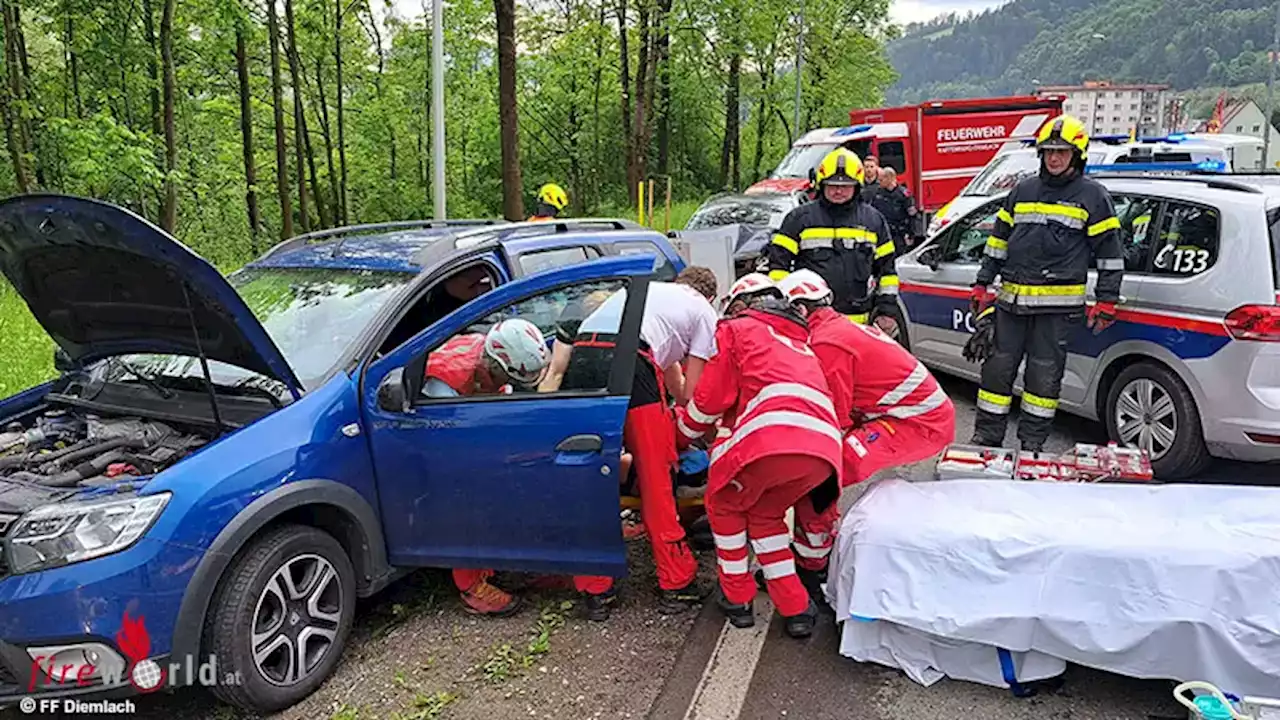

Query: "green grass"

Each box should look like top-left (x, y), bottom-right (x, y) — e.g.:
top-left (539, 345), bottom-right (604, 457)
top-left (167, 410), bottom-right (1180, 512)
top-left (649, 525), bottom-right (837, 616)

top-left (0, 282), bottom-right (54, 397)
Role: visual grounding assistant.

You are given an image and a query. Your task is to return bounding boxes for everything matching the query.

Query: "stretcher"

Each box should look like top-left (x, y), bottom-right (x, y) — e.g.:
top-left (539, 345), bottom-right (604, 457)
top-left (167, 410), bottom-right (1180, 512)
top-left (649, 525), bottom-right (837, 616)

top-left (826, 472), bottom-right (1280, 698)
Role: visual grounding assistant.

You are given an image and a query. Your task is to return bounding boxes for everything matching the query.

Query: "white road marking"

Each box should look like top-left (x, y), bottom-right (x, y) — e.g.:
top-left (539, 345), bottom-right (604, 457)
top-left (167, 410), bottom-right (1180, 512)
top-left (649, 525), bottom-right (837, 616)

top-left (682, 595), bottom-right (775, 720)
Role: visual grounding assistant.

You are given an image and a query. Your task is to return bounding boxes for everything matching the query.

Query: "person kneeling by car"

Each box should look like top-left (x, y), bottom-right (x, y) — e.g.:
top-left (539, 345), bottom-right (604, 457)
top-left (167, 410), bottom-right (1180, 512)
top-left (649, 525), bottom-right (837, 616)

top-left (422, 318), bottom-right (552, 616)
top-left (777, 270), bottom-right (955, 594)
top-left (673, 290), bottom-right (843, 639)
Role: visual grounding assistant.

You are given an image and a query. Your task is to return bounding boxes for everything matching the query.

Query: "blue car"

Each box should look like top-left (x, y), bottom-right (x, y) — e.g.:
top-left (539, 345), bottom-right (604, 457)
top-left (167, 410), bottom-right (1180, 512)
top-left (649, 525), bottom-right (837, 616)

top-left (0, 195), bottom-right (683, 712)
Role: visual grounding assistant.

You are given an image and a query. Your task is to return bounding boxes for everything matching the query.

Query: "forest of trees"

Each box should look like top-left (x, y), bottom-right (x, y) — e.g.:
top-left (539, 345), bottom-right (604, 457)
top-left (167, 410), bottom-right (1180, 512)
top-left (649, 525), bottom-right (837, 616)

top-left (886, 0), bottom-right (1277, 104)
top-left (0, 0), bottom-right (897, 268)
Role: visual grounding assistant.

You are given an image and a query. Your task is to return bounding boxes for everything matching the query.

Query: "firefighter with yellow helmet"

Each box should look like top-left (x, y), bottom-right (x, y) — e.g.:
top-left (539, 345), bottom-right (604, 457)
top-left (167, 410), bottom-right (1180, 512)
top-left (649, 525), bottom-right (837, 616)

top-left (764, 148), bottom-right (900, 334)
top-left (968, 114), bottom-right (1124, 452)
top-left (530, 183), bottom-right (569, 221)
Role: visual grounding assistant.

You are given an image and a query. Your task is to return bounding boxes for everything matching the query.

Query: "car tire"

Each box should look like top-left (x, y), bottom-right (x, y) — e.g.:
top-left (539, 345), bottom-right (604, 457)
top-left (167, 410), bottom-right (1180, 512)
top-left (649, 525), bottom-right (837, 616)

top-left (1103, 362), bottom-right (1212, 480)
top-left (204, 524), bottom-right (356, 713)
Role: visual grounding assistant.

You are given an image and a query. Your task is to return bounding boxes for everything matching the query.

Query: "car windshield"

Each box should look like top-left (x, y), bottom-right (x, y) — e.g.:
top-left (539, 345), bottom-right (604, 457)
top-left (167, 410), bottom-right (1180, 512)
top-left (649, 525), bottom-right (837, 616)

top-left (114, 266), bottom-right (413, 396)
top-left (772, 143), bottom-right (840, 179)
top-left (687, 197), bottom-right (793, 229)
top-left (965, 151), bottom-right (1040, 197)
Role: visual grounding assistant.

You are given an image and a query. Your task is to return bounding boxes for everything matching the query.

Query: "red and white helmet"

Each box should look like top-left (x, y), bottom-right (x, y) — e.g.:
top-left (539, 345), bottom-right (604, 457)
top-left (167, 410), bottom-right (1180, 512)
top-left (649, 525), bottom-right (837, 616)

top-left (725, 273), bottom-right (779, 308)
top-left (777, 269), bottom-right (832, 304)
top-left (484, 318), bottom-right (550, 386)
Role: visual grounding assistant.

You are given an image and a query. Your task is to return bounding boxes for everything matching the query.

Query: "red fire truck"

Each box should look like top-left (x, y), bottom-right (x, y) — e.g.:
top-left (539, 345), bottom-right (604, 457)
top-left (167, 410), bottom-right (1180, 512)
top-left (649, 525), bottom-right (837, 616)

top-left (746, 95), bottom-right (1065, 215)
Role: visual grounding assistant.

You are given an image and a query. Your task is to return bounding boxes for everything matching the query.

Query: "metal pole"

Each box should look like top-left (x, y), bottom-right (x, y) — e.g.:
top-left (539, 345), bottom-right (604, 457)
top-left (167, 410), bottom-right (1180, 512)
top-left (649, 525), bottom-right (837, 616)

top-left (431, 0), bottom-right (447, 217)
top-left (793, 0), bottom-right (804, 140)
top-left (1265, 0), bottom-right (1279, 170)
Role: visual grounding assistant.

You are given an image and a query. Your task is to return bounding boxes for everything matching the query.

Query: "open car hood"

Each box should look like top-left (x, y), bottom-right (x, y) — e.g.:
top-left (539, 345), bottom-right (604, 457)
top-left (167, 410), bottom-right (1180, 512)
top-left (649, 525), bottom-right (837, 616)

top-left (0, 195), bottom-right (302, 395)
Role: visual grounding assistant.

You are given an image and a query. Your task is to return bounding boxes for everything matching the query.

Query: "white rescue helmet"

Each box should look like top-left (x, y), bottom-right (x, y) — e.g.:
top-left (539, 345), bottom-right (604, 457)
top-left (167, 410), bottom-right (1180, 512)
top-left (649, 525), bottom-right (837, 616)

top-left (724, 273), bottom-right (779, 308)
top-left (484, 318), bottom-right (550, 386)
top-left (777, 269), bottom-right (833, 304)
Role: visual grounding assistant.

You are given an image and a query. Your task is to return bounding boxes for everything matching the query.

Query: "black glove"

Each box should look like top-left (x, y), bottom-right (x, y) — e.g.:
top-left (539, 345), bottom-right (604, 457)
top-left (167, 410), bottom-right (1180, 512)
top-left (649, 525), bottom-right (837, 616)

top-left (963, 306), bottom-right (996, 363)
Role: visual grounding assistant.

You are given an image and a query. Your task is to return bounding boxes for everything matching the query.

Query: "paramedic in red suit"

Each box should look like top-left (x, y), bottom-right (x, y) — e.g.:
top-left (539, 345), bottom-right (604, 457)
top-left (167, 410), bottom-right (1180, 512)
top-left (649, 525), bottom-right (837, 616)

top-left (674, 295), bottom-right (844, 638)
top-left (777, 269), bottom-right (955, 585)
top-left (423, 319), bottom-right (552, 617)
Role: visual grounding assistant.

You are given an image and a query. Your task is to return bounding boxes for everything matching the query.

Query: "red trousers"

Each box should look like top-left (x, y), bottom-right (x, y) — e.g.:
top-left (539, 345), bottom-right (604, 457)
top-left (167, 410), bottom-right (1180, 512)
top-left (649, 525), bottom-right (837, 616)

top-left (574, 401), bottom-right (698, 596)
top-left (793, 406), bottom-right (956, 574)
top-left (707, 454), bottom-right (830, 617)
top-left (842, 406), bottom-right (955, 486)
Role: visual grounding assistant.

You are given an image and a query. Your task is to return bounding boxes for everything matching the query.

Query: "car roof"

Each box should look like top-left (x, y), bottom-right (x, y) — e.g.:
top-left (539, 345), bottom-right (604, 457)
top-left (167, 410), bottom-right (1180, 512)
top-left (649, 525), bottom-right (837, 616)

top-left (246, 218), bottom-right (662, 274)
top-left (961, 173), bottom-right (1280, 213)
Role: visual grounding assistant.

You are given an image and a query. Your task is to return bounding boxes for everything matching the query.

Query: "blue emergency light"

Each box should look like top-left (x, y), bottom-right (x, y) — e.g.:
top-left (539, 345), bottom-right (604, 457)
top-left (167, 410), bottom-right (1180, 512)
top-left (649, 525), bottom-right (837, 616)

top-left (1085, 160), bottom-right (1228, 174)
top-left (833, 124), bottom-right (874, 136)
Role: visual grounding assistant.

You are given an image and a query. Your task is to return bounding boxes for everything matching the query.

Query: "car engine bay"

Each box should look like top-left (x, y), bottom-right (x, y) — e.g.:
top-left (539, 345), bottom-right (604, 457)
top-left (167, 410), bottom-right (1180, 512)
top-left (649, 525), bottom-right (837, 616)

top-left (0, 409), bottom-right (209, 511)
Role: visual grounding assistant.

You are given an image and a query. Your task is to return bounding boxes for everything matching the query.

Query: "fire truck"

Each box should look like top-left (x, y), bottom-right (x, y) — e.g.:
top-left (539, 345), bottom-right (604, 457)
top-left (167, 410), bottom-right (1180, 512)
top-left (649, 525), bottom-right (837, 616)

top-left (746, 95), bottom-right (1066, 216)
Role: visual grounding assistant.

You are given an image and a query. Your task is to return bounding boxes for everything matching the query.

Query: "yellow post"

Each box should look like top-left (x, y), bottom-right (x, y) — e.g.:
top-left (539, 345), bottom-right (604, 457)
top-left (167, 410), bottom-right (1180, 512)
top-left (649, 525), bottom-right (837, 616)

top-left (637, 181), bottom-right (645, 225)
top-left (647, 179), bottom-right (655, 228)
top-left (664, 177), bottom-right (672, 234)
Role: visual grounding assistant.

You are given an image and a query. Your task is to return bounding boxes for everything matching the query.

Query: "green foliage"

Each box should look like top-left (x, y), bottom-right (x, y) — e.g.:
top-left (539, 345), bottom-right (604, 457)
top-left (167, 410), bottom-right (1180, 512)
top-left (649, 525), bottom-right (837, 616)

top-left (886, 0), bottom-right (1276, 103)
top-left (0, 286), bottom-right (55, 397)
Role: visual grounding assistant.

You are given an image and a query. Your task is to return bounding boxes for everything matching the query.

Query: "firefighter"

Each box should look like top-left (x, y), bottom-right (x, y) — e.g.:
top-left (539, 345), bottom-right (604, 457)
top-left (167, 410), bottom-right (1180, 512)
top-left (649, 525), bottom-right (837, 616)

top-left (970, 114), bottom-right (1123, 452)
top-left (867, 167), bottom-right (920, 250)
top-left (764, 148), bottom-right (901, 335)
top-left (777, 270), bottom-right (955, 590)
top-left (530, 183), bottom-right (569, 221)
top-left (423, 319), bottom-right (552, 616)
top-left (564, 267), bottom-right (722, 620)
top-left (674, 296), bottom-right (843, 639)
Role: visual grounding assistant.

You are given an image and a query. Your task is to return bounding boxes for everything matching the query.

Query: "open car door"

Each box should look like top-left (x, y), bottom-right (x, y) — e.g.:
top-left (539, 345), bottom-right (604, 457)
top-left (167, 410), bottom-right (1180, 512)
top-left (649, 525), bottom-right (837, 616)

top-left (361, 254), bottom-right (653, 578)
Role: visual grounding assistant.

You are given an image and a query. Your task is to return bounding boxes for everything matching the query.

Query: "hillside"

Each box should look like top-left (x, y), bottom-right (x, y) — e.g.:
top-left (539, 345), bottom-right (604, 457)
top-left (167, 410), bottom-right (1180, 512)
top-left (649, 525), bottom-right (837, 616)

top-left (885, 0), bottom-right (1276, 104)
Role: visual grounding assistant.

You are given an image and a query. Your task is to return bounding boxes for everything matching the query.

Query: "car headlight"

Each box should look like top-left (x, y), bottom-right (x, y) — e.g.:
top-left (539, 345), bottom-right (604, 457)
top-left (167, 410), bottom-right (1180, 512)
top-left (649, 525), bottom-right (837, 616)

top-left (7, 493), bottom-right (170, 574)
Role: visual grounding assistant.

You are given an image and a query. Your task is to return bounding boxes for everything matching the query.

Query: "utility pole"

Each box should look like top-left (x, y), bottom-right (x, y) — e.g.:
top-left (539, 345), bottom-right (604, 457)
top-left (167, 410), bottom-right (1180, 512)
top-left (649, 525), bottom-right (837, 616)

top-left (431, 0), bottom-right (447, 217)
top-left (1265, 0), bottom-right (1279, 170)
top-left (793, 0), bottom-right (804, 141)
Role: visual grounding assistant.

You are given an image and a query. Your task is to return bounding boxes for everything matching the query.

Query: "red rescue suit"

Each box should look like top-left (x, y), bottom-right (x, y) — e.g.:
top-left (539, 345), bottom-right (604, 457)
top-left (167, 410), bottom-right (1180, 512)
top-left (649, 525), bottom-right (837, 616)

top-left (424, 335), bottom-right (506, 595)
top-left (794, 307), bottom-right (956, 571)
top-left (675, 308), bottom-right (842, 617)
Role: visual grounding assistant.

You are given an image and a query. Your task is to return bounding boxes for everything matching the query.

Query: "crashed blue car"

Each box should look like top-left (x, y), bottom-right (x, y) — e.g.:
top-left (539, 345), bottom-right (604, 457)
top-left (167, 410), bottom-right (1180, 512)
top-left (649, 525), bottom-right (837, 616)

top-left (0, 195), bottom-right (681, 711)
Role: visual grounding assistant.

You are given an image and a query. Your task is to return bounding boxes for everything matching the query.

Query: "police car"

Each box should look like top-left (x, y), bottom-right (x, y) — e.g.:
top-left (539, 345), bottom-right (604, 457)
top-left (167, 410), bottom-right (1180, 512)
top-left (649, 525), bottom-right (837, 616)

top-left (897, 172), bottom-right (1280, 479)
top-left (927, 135), bottom-right (1234, 237)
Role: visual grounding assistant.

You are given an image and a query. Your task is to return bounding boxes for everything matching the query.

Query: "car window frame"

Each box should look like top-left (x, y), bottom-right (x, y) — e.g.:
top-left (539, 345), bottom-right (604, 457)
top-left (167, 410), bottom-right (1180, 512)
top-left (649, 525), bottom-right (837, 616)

top-left (411, 275), bottom-right (642, 406)
top-left (612, 240), bottom-right (678, 281)
top-left (515, 244), bottom-right (602, 276)
top-left (1142, 197), bottom-right (1222, 280)
top-left (937, 198), bottom-right (1005, 264)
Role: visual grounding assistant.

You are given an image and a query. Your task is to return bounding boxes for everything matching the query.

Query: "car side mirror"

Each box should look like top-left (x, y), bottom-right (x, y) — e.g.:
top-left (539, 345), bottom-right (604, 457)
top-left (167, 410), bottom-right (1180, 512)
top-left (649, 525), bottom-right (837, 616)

top-left (918, 244), bottom-right (942, 271)
top-left (377, 368), bottom-right (410, 413)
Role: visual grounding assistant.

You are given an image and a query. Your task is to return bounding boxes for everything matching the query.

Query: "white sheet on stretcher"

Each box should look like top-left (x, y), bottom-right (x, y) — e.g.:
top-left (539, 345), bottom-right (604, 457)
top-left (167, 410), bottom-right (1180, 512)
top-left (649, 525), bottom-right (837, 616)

top-left (825, 478), bottom-right (1280, 696)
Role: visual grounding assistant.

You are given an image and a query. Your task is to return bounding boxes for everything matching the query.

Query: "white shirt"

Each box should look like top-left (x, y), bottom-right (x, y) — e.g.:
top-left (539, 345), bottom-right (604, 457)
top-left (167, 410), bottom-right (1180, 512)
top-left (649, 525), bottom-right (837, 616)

top-left (577, 282), bottom-right (719, 370)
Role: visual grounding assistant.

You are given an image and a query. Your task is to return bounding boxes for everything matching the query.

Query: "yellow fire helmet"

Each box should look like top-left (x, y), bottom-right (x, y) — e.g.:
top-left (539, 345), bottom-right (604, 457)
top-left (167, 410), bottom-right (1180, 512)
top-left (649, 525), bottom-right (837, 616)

top-left (1035, 114), bottom-right (1090, 161)
top-left (814, 147), bottom-right (865, 187)
top-left (537, 183), bottom-right (569, 212)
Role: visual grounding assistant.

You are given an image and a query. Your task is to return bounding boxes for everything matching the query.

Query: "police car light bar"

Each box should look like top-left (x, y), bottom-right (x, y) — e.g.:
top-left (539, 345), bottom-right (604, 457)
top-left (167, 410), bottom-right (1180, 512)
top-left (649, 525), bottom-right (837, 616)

top-left (833, 124), bottom-right (874, 136)
top-left (1084, 160), bottom-right (1229, 174)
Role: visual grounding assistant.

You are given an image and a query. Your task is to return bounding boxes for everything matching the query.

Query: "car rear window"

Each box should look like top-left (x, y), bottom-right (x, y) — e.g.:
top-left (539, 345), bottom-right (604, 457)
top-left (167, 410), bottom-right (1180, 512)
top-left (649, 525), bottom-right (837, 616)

top-left (1269, 206), bottom-right (1280, 291)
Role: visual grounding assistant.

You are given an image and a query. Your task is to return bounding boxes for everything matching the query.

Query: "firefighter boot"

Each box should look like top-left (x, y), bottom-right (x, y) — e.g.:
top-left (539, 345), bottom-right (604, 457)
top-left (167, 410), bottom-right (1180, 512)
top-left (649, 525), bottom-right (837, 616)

top-left (461, 580), bottom-right (522, 617)
top-left (783, 600), bottom-right (819, 639)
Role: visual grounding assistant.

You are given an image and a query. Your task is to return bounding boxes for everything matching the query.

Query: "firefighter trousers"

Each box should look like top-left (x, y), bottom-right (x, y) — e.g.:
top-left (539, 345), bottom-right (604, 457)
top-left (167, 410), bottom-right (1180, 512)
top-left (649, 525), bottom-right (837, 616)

top-left (708, 454), bottom-right (830, 617)
top-left (973, 308), bottom-right (1079, 450)
top-left (793, 407), bottom-right (957, 572)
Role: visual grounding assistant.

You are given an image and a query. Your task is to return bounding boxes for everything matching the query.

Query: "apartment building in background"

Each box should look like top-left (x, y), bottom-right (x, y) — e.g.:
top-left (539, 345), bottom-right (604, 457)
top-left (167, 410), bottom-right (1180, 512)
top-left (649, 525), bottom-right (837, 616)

top-left (1035, 81), bottom-right (1171, 137)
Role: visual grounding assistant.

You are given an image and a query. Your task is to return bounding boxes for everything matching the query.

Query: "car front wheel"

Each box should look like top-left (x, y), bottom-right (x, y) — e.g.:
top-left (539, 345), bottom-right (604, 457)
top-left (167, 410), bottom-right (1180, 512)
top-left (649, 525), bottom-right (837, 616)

top-left (205, 524), bottom-right (356, 713)
top-left (1104, 362), bottom-right (1212, 480)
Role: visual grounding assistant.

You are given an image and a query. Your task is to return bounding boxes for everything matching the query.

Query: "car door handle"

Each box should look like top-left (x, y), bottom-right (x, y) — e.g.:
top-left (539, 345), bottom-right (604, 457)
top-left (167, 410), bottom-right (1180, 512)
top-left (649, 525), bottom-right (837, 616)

top-left (555, 434), bottom-right (602, 453)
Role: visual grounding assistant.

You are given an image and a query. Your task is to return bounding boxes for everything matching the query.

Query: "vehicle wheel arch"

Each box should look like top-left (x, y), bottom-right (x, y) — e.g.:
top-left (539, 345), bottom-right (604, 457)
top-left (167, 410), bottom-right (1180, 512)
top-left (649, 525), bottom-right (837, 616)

top-left (169, 479), bottom-right (393, 671)
top-left (1089, 341), bottom-right (1207, 422)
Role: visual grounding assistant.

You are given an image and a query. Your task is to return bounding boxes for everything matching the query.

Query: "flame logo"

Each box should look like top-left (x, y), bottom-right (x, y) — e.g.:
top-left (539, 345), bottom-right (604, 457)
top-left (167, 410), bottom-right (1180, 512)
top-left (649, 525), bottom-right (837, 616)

top-left (115, 611), bottom-right (166, 693)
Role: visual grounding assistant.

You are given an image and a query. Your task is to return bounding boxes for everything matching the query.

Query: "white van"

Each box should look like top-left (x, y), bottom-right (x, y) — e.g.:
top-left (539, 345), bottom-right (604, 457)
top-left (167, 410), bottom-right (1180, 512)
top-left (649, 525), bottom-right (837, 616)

top-left (1168, 133), bottom-right (1271, 172)
top-left (927, 136), bottom-right (1232, 236)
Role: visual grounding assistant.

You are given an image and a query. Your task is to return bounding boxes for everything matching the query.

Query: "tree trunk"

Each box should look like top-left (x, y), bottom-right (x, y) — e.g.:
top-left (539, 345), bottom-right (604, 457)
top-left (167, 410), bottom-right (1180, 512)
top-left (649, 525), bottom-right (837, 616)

top-left (334, 0), bottom-right (349, 224)
top-left (591, 0), bottom-right (604, 211)
top-left (142, 0), bottom-right (161, 138)
top-left (494, 0), bottom-right (524, 220)
top-left (234, 25), bottom-right (261, 246)
top-left (159, 0), bottom-right (177, 232)
top-left (752, 89), bottom-right (770, 182)
top-left (64, 5), bottom-right (83, 118)
top-left (3, 2), bottom-right (32, 187)
top-left (284, 0), bottom-right (310, 233)
top-left (654, 0), bottom-right (672, 176)
top-left (313, 59), bottom-right (339, 226)
top-left (303, 117), bottom-right (327, 228)
top-left (118, 0), bottom-right (135, 130)
top-left (267, 0), bottom-right (293, 239)
top-left (361, 2), bottom-right (396, 182)
top-left (616, 0), bottom-right (634, 203)
top-left (0, 62), bottom-right (27, 193)
top-left (628, 0), bottom-right (651, 192)
top-left (719, 51), bottom-right (740, 190)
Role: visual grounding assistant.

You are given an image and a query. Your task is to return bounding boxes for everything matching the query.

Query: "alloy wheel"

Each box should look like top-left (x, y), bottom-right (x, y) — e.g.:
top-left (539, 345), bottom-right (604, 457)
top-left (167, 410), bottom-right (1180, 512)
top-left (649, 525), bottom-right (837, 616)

top-left (1114, 378), bottom-right (1177, 460)
top-left (251, 553), bottom-right (343, 687)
